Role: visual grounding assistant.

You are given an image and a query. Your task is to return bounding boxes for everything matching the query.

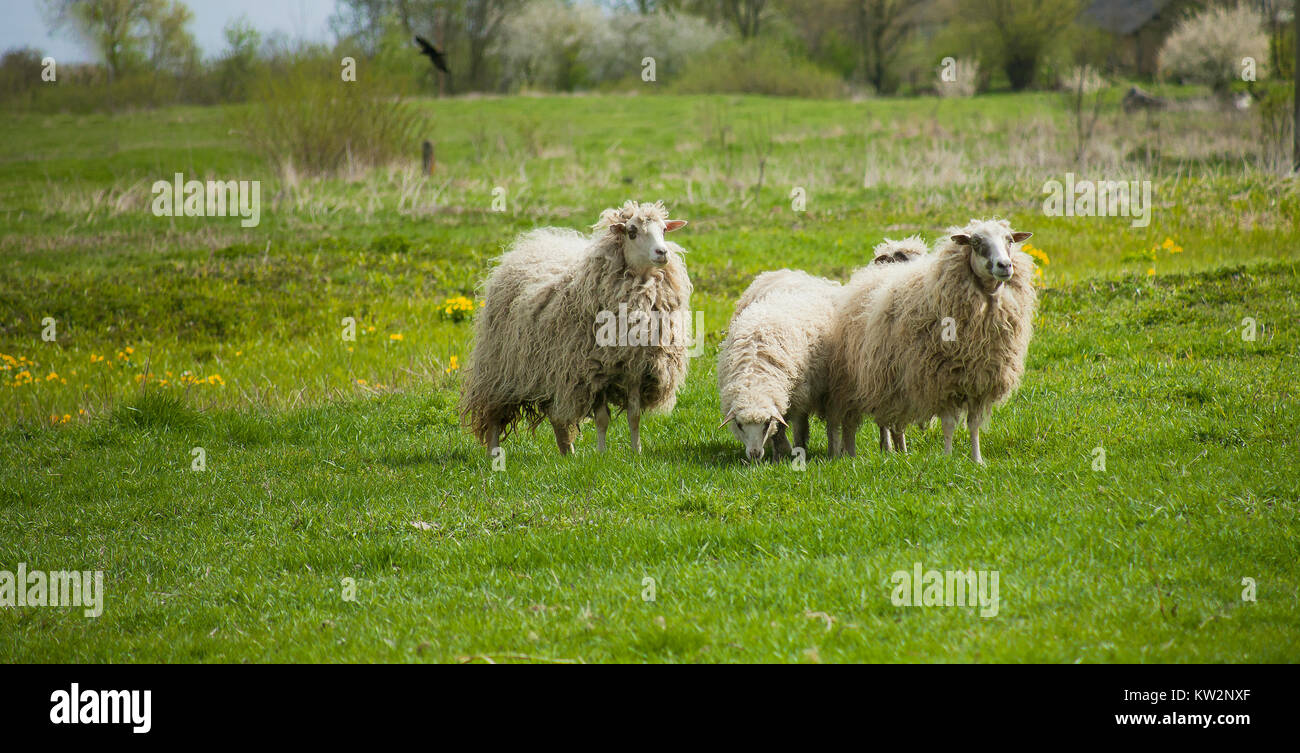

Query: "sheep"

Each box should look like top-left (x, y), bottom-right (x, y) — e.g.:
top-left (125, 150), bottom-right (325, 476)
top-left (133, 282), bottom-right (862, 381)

top-left (459, 200), bottom-right (691, 455)
top-left (869, 235), bottom-right (927, 266)
top-left (856, 235), bottom-right (929, 452)
top-left (717, 269), bottom-right (841, 461)
top-left (826, 221), bottom-right (1036, 464)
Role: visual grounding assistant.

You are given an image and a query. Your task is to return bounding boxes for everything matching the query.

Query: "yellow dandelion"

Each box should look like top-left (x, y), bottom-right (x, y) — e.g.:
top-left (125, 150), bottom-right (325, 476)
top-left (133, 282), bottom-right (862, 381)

top-left (445, 355), bottom-right (460, 374)
top-left (1147, 268), bottom-right (1156, 276)
top-left (356, 378), bottom-right (367, 386)
top-left (390, 333), bottom-right (404, 341)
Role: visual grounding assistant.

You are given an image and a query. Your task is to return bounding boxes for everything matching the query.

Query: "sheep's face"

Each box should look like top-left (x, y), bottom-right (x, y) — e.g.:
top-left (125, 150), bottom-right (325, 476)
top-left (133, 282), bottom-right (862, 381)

top-left (872, 248), bottom-right (923, 265)
top-left (952, 226), bottom-right (1032, 283)
top-left (729, 416), bottom-right (781, 461)
top-left (614, 217), bottom-right (687, 273)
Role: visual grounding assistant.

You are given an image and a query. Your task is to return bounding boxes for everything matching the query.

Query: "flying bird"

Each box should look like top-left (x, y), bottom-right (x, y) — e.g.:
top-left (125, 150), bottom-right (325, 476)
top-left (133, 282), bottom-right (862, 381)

top-left (414, 36), bottom-right (449, 75)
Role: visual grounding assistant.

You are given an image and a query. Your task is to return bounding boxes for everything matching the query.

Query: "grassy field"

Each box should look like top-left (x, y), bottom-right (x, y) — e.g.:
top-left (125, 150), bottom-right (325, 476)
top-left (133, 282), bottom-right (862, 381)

top-left (1, 91), bottom-right (1297, 662)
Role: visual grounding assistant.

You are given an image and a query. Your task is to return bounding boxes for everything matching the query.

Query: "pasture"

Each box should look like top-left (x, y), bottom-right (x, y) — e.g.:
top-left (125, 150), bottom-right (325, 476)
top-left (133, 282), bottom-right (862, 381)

top-left (1, 92), bottom-right (1297, 662)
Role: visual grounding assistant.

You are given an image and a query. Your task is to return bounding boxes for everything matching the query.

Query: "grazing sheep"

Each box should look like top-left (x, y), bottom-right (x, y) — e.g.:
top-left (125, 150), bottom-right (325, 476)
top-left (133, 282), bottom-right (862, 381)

top-left (826, 221), bottom-right (1036, 463)
top-left (459, 200), bottom-right (691, 455)
top-left (718, 269), bottom-right (841, 461)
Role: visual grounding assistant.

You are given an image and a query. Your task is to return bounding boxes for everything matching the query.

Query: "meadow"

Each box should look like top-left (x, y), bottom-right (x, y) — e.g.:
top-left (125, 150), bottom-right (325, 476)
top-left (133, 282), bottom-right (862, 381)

top-left (1, 90), bottom-right (1297, 662)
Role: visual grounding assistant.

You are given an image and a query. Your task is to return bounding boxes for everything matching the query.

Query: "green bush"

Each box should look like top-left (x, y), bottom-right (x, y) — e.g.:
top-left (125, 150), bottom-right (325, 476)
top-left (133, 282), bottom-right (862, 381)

top-left (239, 50), bottom-right (428, 177)
top-left (673, 41), bottom-right (842, 99)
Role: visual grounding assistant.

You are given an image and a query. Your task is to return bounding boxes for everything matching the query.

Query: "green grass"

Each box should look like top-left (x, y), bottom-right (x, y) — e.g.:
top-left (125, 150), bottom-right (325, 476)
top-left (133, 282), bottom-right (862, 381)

top-left (1, 91), bottom-right (1297, 662)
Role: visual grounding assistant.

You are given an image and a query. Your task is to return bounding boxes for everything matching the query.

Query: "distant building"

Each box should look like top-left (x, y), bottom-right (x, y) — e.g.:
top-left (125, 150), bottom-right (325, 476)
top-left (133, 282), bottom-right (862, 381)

top-left (1083, 0), bottom-right (1196, 77)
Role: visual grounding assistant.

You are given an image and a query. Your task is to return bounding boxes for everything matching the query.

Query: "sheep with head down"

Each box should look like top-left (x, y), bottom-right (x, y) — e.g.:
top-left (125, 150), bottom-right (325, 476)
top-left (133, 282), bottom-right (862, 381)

top-left (826, 221), bottom-right (1037, 464)
top-left (459, 200), bottom-right (691, 455)
top-left (718, 269), bottom-right (841, 461)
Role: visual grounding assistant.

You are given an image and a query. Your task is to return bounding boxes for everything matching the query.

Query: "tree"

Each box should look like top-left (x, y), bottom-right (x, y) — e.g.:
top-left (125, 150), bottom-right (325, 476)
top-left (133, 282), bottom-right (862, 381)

top-left (852, 0), bottom-right (918, 93)
top-left (464, 0), bottom-right (518, 90)
top-left (330, 0), bottom-right (519, 92)
top-left (145, 0), bottom-right (197, 74)
top-left (42, 0), bottom-right (196, 79)
top-left (955, 0), bottom-right (1082, 90)
top-left (719, 0), bottom-right (767, 38)
top-left (216, 16), bottom-right (261, 101)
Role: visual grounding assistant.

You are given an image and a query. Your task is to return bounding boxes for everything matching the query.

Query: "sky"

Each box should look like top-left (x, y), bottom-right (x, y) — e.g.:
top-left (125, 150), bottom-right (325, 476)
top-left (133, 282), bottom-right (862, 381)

top-left (3, 0), bottom-right (336, 63)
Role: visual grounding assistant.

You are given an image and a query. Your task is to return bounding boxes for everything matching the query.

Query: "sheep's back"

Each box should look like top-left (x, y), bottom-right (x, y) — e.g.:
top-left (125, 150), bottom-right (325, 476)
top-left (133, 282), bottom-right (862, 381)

top-left (720, 277), bottom-right (840, 420)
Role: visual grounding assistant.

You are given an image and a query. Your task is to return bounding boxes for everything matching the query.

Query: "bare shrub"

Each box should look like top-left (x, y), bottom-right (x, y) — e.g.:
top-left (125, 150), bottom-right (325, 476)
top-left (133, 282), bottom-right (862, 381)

top-left (1059, 64), bottom-right (1105, 95)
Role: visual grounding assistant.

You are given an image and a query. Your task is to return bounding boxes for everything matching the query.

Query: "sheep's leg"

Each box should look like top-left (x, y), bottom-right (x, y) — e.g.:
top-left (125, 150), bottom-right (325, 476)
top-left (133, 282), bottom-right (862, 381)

top-left (792, 413), bottom-right (810, 452)
top-left (594, 402), bottom-right (610, 453)
top-left (878, 424), bottom-right (892, 452)
top-left (772, 426), bottom-right (793, 461)
top-left (843, 411), bottom-right (861, 458)
top-left (826, 413), bottom-right (842, 458)
top-left (627, 388), bottom-right (642, 453)
top-left (941, 414), bottom-right (957, 455)
top-left (487, 419), bottom-right (502, 455)
top-left (892, 427), bottom-right (907, 454)
top-left (967, 408), bottom-right (988, 465)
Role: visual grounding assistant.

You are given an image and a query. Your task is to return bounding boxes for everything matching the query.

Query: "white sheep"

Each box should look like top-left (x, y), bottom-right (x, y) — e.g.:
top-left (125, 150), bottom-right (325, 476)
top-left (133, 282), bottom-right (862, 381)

top-left (826, 221), bottom-right (1037, 463)
top-left (717, 269), bottom-right (841, 461)
top-left (459, 200), bottom-right (691, 455)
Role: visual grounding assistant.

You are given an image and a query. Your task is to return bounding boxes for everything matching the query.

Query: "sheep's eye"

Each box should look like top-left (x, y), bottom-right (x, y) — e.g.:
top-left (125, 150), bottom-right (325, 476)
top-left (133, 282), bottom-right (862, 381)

top-left (627, 226), bottom-right (638, 239)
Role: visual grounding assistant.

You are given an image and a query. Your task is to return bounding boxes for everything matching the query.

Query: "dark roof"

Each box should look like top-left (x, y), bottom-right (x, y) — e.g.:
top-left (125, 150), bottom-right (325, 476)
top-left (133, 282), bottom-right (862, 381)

top-left (1084, 0), bottom-right (1175, 35)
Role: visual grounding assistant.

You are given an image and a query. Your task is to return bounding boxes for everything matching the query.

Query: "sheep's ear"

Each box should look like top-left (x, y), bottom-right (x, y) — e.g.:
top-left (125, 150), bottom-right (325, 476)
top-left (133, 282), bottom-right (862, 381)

top-left (1011, 231), bottom-right (1032, 243)
top-left (664, 220), bottom-right (687, 232)
top-left (951, 234), bottom-right (971, 245)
